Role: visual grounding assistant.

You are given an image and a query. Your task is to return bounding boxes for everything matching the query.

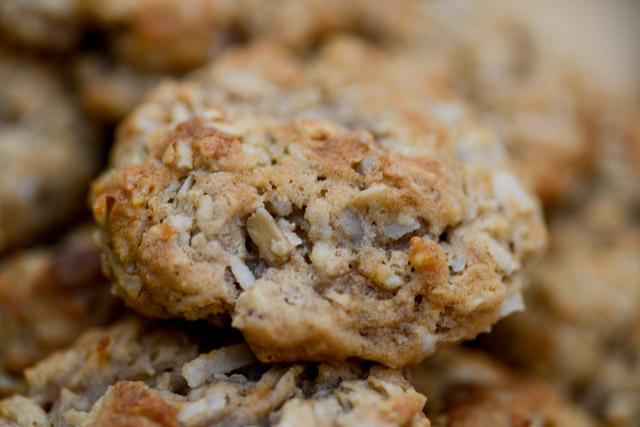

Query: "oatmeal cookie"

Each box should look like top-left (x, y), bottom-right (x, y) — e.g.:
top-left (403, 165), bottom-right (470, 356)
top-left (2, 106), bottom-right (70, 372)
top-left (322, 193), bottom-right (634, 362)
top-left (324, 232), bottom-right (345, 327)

top-left (0, 49), bottom-right (100, 252)
top-left (407, 348), bottom-right (597, 427)
top-left (406, 0), bottom-right (640, 206)
top-left (0, 0), bottom-right (81, 51)
top-left (2, 317), bottom-right (428, 426)
top-left (79, 0), bottom-right (233, 73)
top-left (481, 96), bottom-right (640, 426)
top-left (92, 41), bottom-right (546, 367)
top-left (79, 0), bottom-right (426, 72)
top-left (233, 0), bottom-right (423, 50)
top-left (70, 2), bottom-right (427, 123)
top-left (484, 211), bottom-right (640, 426)
top-left (73, 54), bottom-right (164, 123)
top-left (0, 225), bottom-right (120, 396)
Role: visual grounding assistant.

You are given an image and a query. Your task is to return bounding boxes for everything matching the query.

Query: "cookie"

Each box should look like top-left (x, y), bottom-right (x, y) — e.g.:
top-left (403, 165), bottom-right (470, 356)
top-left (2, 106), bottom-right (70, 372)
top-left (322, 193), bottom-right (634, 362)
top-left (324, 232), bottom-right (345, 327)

top-left (0, 0), bottom-right (431, 72)
top-left (72, 54), bottom-right (164, 123)
top-left (79, 0), bottom-right (232, 73)
top-left (92, 40), bottom-right (546, 367)
top-left (70, 1), bottom-right (427, 123)
top-left (79, 0), bottom-right (425, 72)
top-left (0, 225), bottom-right (120, 396)
top-left (407, 348), bottom-right (597, 427)
top-left (1, 317), bottom-right (428, 426)
top-left (484, 211), bottom-right (640, 425)
top-left (404, 0), bottom-right (640, 207)
top-left (233, 0), bottom-right (423, 49)
top-left (0, 49), bottom-right (100, 252)
top-left (0, 0), bottom-right (81, 51)
top-left (479, 93), bottom-right (640, 425)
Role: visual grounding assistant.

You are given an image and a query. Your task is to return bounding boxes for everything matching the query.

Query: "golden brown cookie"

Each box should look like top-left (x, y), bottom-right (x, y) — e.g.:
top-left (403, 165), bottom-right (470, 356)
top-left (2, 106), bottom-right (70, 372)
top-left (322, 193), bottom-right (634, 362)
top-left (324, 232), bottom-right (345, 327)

top-left (92, 41), bottom-right (546, 368)
top-left (403, 0), bottom-right (640, 207)
top-left (0, 225), bottom-right (120, 397)
top-left (0, 49), bottom-right (100, 252)
top-left (0, 0), bottom-right (82, 51)
top-left (1, 317), bottom-right (429, 426)
top-left (484, 211), bottom-right (640, 426)
top-left (483, 103), bottom-right (640, 425)
top-left (72, 54), bottom-right (164, 123)
top-left (79, 0), bottom-right (232, 73)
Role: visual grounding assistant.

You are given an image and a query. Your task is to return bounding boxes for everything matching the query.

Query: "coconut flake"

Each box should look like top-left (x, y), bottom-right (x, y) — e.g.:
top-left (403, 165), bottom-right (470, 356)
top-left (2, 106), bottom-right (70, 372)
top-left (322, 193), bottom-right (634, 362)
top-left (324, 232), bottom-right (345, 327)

top-left (229, 258), bottom-right (256, 290)
top-left (499, 293), bottom-right (525, 316)
top-left (338, 210), bottom-right (364, 242)
top-left (177, 392), bottom-right (226, 424)
top-left (167, 215), bottom-right (192, 232)
top-left (493, 172), bottom-right (536, 213)
top-left (381, 220), bottom-right (419, 240)
top-left (182, 343), bottom-right (257, 388)
top-left (483, 233), bottom-right (520, 275)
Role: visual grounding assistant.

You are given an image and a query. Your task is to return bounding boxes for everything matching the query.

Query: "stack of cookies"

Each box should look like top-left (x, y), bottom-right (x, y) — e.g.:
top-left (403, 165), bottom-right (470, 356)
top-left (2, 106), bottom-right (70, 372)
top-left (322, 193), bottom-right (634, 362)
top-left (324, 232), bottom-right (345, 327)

top-left (0, 1), bottom-right (638, 426)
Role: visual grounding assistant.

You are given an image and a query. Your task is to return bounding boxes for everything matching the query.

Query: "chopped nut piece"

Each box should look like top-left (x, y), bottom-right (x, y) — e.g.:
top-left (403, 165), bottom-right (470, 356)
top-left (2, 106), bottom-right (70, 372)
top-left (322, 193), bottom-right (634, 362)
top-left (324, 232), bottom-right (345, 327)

top-left (310, 241), bottom-right (349, 277)
top-left (247, 208), bottom-right (294, 265)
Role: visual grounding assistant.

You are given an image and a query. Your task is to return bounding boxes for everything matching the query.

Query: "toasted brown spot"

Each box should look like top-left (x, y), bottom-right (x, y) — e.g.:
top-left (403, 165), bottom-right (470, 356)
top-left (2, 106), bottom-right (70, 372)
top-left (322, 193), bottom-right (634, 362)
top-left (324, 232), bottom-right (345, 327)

top-left (93, 381), bottom-right (178, 427)
top-left (409, 237), bottom-right (449, 285)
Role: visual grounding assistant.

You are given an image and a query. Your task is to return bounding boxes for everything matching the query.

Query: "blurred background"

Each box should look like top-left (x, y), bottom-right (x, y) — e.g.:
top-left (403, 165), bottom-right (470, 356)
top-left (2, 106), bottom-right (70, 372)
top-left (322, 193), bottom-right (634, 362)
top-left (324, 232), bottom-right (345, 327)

top-left (0, 0), bottom-right (638, 425)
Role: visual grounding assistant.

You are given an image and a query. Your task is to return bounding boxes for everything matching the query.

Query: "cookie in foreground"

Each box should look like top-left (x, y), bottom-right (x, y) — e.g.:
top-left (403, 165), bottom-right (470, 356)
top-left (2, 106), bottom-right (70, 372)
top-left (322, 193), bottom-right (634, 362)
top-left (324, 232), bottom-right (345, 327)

top-left (93, 40), bottom-right (546, 367)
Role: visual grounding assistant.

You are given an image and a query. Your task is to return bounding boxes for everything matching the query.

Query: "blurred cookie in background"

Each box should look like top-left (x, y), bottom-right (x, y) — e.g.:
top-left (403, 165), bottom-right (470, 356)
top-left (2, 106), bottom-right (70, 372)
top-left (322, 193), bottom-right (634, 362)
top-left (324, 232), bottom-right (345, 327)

top-left (405, 0), bottom-right (640, 207)
top-left (482, 106), bottom-right (640, 425)
top-left (72, 54), bottom-right (164, 124)
top-left (0, 49), bottom-right (101, 253)
top-left (483, 218), bottom-right (640, 425)
top-left (233, 0), bottom-right (424, 50)
top-left (78, 0), bottom-right (234, 73)
top-left (0, 225), bottom-right (120, 397)
top-left (591, 103), bottom-right (640, 211)
top-left (407, 347), bottom-right (598, 427)
top-left (0, 0), bottom-right (82, 51)
top-left (0, 316), bottom-right (429, 426)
